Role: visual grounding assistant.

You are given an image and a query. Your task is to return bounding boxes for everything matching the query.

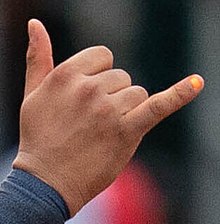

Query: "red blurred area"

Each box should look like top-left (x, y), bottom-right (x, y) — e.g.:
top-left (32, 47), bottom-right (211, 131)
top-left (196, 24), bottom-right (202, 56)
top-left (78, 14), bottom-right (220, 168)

top-left (104, 161), bottom-right (167, 224)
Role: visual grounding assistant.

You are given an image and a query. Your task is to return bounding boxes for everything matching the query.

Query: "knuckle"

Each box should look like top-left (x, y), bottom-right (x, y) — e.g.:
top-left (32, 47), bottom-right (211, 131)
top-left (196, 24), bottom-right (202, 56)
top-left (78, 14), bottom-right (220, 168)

top-left (55, 62), bottom-right (74, 76)
top-left (115, 69), bottom-right (132, 85)
top-left (125, 86), bottom-right (148, 105)
top-left (148, 95), bottom-right (166, 117)
top-left (98, 45), bottom-right (113, 58)
top-left (173, 85), bottom-right (189, 106)
top-left (50, 61), bottom-right (80, 87)
top-left (77, 79), bottom-right (99, 98)
top-left (96, 46), bottom-right (114, 67)
top-left (94, 98), bottom-right (115, 117)
top-left (50, 68), bottom-right (70, 86)
top-left (133, 86), bottom-right (149, 99)
top-left (26, 45), bottom-right (37, 65)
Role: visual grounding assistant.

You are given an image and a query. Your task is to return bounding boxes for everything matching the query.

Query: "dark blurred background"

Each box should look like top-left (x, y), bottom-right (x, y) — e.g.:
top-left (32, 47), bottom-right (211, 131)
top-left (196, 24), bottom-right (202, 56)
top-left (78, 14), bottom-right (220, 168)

top-left (0, 1), bottom-right (219, 224)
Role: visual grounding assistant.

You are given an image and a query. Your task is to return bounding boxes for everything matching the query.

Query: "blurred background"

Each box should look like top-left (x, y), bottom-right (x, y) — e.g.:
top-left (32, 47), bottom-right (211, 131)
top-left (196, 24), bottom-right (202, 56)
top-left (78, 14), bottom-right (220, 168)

top-left (0, 1), bottom-right (219, 223)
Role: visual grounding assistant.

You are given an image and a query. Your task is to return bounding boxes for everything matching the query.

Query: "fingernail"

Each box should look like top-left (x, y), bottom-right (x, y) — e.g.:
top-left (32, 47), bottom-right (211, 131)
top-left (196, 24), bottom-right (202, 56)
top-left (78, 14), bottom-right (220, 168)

top-left (190, 75), bottom-right (203, 90)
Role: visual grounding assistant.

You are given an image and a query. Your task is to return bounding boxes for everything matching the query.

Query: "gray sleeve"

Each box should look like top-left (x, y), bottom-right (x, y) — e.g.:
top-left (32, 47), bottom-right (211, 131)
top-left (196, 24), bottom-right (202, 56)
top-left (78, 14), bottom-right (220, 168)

top-left (0, 169), bottom-right (70, 224)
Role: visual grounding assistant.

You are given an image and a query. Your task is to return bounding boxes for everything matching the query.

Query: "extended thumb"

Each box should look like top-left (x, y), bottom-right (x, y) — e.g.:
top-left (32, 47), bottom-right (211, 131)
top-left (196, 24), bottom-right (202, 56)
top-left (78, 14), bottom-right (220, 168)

top-left (24, 19), bottom-right (54, 98)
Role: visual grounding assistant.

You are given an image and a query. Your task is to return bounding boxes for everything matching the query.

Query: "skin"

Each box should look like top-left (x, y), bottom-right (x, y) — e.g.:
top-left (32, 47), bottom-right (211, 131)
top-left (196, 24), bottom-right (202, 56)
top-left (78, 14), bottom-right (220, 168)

top-left (13, 19), bottom-right (204, 217)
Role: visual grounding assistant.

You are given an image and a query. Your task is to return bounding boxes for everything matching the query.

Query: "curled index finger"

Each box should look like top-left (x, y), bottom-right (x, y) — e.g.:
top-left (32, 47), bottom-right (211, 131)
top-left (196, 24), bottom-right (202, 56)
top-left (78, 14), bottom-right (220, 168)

top-left (55, 46), bottom-right (113, 76)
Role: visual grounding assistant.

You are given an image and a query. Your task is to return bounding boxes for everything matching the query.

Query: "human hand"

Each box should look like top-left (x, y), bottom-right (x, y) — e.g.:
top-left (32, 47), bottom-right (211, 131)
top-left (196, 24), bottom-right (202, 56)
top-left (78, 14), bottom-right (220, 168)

top-left (13, 19), bottom-right (204, 216)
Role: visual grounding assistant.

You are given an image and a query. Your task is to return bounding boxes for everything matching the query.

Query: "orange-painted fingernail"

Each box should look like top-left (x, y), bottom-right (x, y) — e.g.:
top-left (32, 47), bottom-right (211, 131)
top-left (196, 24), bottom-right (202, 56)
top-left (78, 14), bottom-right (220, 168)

top-left (190, 75), bottom-right (203, 90)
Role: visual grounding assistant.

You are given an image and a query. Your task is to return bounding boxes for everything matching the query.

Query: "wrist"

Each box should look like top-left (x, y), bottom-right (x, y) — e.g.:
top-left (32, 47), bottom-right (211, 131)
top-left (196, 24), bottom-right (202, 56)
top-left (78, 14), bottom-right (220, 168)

top-left (12, 151), bottom-right (84, 217)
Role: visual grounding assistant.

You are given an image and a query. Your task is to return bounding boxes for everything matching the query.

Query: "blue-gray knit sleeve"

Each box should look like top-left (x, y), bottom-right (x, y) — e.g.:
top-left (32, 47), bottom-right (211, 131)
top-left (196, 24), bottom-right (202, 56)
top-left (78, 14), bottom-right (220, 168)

top-left (0, 169), bottom-right (70, 224)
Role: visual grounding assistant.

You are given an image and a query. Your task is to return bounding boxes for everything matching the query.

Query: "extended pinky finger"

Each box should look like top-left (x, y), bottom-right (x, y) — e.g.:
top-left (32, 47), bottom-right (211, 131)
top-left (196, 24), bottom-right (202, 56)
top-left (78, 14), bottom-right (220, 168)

top-left (123, 74), bottom-right (204, 135)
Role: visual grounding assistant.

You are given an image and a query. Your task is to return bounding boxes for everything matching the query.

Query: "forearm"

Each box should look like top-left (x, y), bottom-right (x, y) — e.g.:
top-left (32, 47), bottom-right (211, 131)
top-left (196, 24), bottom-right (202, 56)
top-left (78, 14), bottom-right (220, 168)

top-left (0, 169), bottom-right (70, 224)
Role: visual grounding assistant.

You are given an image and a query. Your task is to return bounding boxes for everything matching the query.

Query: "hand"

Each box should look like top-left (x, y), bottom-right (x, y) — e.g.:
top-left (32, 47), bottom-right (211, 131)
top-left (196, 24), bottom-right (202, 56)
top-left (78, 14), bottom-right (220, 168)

top-left (13, 19), bottom-right (204, 216)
